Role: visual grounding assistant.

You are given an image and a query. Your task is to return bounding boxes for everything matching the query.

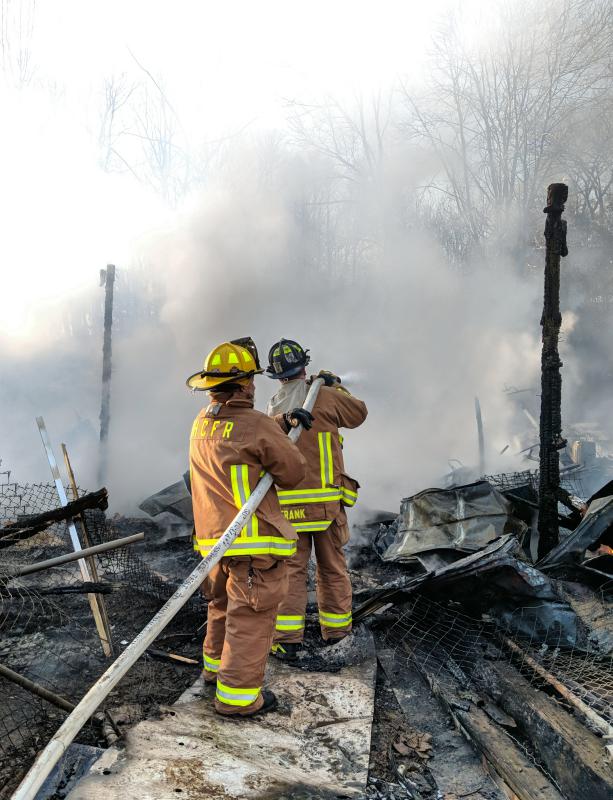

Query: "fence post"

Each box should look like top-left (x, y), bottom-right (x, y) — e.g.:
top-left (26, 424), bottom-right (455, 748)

top-left (36, 418), bottom-right (113, 657)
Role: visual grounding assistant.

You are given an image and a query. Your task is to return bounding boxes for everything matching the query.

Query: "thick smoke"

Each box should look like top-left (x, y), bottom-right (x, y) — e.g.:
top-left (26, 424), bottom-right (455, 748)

top-left (1, 139), bottom-right (548, 513)
top-left (94, 145), bottom-right (544, 512)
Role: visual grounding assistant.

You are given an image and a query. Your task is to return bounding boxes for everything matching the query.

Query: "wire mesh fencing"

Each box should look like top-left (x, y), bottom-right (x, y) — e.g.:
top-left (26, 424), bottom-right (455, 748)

top-left (0, 476), bottom-right (204, 797)
top-left (388, 590), bottom-right (613, 729)
top-left (484, 467), bottom-right (586, 500)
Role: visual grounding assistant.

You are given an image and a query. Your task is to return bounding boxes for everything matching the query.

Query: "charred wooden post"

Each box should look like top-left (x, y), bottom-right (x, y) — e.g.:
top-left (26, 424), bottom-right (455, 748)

top-left (98, 264), bottom-right (116, 486)
top-left (538, 184), bottom-right (568, 559)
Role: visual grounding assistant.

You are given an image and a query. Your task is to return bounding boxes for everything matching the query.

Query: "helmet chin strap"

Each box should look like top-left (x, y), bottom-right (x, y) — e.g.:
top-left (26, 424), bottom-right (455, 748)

top-left (280, 368), bottom-right (306, 383)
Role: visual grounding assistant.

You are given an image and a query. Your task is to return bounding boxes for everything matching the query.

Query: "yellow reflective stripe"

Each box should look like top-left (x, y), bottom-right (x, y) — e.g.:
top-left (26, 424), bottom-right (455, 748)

top-left (241, 464), bottom-right (257, 537)
top-left (276, 614), bottom-right (305, 631)
top-left (319, 610), bottom-right (352, 628)
top-left (318, 432), bottom-right (325, 487)
top-left (194, 536), bottom-right (297, 558)
top-left (341, 487), bottom-right (358, 506)
top-left (291, 520), bottom-right (332, 532)
top-left (230, 465), bottom-right (242, 508)
top-left (318, 432), bottom-right (334, 487)
top-left (230, 464), bottom-right (257, 537)
top-left (216, 679), bottom-right (260, 707)
top-left (203, 654), bottom-right (221, 672)
top-left (277, 488), bottom-right (342, 504)
top-left (325, 433), bottom-right (333, 485)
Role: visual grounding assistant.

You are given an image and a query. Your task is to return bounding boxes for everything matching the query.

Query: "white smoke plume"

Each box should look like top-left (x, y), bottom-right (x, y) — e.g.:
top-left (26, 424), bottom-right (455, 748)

top-left (91, 145), bottom-right (543, 512)
top-left (0, 134), bottom-right (548, 513)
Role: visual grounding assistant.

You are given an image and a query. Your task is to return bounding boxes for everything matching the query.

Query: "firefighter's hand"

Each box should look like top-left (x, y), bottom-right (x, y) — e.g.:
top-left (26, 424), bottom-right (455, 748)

top-left (284, 408), bottom-right (315, 430)
top-left (317, 370), bottom-right (341, 387)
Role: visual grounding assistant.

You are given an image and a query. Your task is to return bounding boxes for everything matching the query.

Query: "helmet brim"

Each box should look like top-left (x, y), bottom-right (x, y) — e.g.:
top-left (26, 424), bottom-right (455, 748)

top-left (186, 368), bottom-right (263, 391)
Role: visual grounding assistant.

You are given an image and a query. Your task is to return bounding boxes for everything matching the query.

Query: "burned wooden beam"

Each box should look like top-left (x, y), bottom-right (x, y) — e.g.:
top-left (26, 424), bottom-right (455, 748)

top-left (476, 660), bottom-right (613, 800)
top-left (424, 673), bottom-right (564, 800)
top-left (401, 642), bottom-right (564, 800)
top-left (501, 636), bottom-right (613, 743)
top-left (0, 487), bottom-right (108, 547)
top-left (538, 183), bottom-right (569, 559)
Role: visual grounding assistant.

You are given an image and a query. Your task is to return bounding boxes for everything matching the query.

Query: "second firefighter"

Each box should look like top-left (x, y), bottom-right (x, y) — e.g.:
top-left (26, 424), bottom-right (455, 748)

top-left (266, 338), bottom-right (368, 660)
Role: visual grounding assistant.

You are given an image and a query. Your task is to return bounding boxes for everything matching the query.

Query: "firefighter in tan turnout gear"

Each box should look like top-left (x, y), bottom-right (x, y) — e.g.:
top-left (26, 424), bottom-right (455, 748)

top-left (266, 339), bottom-right (368, 660)
top-left (187, 338), bottom-right (307, 716)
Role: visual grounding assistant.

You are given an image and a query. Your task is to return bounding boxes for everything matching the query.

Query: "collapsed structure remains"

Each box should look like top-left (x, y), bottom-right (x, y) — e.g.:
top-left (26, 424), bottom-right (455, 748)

top-left (1, 183), bottom-right (613, 799)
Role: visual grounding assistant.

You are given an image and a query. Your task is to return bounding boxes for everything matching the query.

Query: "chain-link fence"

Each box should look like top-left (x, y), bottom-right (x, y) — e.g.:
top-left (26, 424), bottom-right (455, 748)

top-left (387, 590), bottom-right (613, 796)
top-left (0, 475), bottom-right (204, 798)
top-left (388, 590), bottom-right (613, 733)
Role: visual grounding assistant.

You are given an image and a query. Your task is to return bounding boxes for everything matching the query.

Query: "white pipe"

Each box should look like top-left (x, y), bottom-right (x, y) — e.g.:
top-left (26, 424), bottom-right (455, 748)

top-left (12, 379), bottom-right (323, 800)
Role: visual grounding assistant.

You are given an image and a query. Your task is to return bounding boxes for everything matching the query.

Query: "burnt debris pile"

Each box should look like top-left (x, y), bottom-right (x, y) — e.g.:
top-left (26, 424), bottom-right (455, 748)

top-left (1, 471), bottom-right (613, 799)
top-left (348, 473), bottom-right (613, 800)
top-left (0, 469), bottom-right (203, 799)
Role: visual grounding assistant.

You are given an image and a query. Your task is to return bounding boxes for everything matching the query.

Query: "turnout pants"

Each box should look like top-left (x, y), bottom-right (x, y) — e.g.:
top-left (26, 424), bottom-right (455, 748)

top-left (274, 518), bottom-right (352, 643)
top-left (202, 555), bottom-right (288, 715)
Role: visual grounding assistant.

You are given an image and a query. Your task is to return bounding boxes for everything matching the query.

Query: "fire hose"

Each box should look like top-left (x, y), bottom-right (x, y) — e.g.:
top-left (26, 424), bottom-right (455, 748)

top-left (11, 378), bottom-right (324, 800)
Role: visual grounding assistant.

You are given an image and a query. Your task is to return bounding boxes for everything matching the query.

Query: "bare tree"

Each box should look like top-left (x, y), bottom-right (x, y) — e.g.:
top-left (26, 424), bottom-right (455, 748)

top-left (401, 0), bottom-right (613, 262)
top-left (98, 53), bottom-right (191, 207)
top-left (98, 73), bottom-right (139, 175)
top-left (284, 92), bottom-right (396, 280)
top-left (562, 98), bottom-right (613, 236)
top-left (1, 0), bottom-right (36, 86)
top-left (286, 91), bottom-right (394, 184)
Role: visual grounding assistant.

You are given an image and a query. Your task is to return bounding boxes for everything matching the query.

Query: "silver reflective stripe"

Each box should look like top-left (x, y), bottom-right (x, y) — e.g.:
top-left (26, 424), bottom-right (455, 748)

top-left (276, 620), bottom-right (305, 629)
top-left (216, 687), bottom-right (258, 702)
top-left (278, 489), bottom-right (341, 503)
top-left (319, 613), bottom-right (352, 623)
top-left (197, 540), bottom-right (296, 552)
top-left (292, 522), bottom-right (331, 532)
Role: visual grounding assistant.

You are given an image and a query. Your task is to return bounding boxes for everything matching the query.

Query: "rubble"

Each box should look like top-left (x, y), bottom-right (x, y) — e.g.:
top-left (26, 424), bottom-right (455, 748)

top-left (539, 491), bottom-right (613, 568)
top-left (374, 480), bottom-right (526, 566)
top-left (3, 461), bottom-right (613, 800)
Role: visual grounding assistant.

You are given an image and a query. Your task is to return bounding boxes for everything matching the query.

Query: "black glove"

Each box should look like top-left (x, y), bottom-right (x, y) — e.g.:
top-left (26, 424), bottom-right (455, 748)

top-left (317, 370), bottom-right (341, 387)
top-left (284, 408), bottom-right (315, 430)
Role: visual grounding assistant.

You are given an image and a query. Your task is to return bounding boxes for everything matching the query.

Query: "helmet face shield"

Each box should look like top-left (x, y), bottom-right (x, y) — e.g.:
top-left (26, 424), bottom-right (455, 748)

top-left (266, 338), bottom-right (310, 380)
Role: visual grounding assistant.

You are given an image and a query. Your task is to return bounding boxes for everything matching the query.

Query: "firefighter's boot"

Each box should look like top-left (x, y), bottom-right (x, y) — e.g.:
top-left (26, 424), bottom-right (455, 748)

top-left (271, 642), bottom-right (302, 662)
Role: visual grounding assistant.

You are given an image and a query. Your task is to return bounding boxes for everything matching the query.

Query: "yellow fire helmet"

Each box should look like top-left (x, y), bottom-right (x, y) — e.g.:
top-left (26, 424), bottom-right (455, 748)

top-left (186, 339), bottom-right (263, 391)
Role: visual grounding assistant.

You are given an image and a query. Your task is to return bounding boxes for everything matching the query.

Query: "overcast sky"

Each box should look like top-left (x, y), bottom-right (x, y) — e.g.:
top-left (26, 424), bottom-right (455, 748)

top-left (33, 0), bottom-right (464, 128)
top-left (1, 0), bottom-right (490, 342)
